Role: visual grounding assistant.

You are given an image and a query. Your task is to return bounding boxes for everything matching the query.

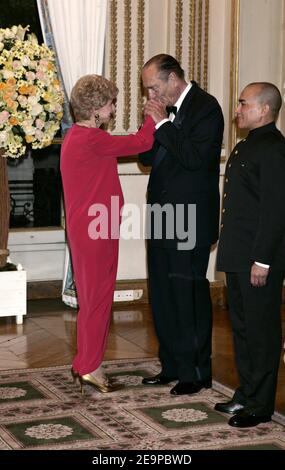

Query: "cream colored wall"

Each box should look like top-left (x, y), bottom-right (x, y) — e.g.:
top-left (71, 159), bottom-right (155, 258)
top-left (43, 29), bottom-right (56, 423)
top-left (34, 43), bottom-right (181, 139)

top-left (9, 0), bottom-right (285, 283)
top-left (239, 0), bottom-right (283, 93)
top-left (116, 0), bottom-right (174, 281)
top-left (118, 0), bottom-right (285, 283)
top-left (214, 0), bottom-right (285, 284)
top-left (208, 0), bottom-right (232, 153)
top-left (206, 0), bottom-right (231, 281)
top-left (238, 0), bottom-right (285, 135)
top-left (117, 0), bottom-right (232, 282)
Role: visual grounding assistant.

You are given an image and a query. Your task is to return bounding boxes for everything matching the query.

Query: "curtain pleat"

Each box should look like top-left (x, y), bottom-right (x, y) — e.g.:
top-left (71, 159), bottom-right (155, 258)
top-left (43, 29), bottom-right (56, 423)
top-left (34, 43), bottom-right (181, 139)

top-left (38, 0), bottom-right (107, 97)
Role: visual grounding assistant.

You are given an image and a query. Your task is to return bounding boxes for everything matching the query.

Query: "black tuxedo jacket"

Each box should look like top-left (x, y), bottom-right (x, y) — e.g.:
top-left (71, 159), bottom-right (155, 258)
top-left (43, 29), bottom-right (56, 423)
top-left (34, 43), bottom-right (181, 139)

top-left (139, 81), bottom-right (224, 249)
top-left (217, 122), bottom-right (285, 271)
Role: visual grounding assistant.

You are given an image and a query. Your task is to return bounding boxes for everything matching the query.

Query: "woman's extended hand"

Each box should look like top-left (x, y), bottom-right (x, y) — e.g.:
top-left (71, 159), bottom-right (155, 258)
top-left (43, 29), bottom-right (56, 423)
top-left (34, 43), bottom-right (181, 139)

top-left (144, 99), bottom-right (168, 124)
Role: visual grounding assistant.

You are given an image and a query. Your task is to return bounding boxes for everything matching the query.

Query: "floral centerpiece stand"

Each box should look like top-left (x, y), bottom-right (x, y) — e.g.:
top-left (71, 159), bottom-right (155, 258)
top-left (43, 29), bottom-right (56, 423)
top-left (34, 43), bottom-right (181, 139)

top-left (0, 25), bottom-right (64, 269)
top-left (0, 26), bottom-right (63, 323)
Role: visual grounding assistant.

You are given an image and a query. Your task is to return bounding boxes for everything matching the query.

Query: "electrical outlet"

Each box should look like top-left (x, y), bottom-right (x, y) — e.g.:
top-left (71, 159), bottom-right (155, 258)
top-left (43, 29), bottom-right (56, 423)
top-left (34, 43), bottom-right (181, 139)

top-left (113, 290), bottom-right (134, 302)
top-left (133, 289), bottom-right (143, 300)
top-left (113, 289), bottom-right (143, 302)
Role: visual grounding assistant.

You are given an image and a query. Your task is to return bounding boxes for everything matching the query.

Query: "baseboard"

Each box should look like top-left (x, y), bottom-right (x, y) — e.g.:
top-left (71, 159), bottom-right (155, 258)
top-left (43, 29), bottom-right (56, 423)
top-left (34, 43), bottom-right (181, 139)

top-left (27, 278), bottom-right (228, 307)
top-left (27, 280), bottom-right (62, 300)
top-left (27, 279), bottom-right (285, 316)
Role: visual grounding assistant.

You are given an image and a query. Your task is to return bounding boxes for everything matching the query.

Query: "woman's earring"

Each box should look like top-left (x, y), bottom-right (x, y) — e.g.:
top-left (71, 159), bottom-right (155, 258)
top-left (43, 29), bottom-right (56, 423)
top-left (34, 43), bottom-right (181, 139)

top-left (95, 113), bottom-right (100, 127)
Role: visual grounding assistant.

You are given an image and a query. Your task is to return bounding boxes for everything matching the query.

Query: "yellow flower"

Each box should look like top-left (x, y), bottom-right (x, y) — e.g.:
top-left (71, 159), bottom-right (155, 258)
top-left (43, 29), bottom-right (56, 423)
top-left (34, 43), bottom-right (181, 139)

top-left (18, 84), bottom-right (37, 96)
top-left (25, 134), bottom-right (34, 143)
top-left (9, 116), bottom-right (18, 126)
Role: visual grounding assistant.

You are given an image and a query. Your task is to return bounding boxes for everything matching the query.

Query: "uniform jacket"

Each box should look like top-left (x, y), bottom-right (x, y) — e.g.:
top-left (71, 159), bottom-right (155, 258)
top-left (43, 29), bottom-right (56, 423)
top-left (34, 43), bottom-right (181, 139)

top-left (139, 81), bottom-right (224, 249)
top-left (217, 122), bottom-right (285, 271)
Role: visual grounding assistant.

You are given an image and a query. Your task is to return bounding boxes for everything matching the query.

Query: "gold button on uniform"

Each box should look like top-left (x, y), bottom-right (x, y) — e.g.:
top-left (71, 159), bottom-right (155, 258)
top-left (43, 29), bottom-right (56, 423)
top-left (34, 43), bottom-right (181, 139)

top-left (224, 193), bottom-right (227, 198)
top-left (229, 163), bottom-right (232, 168)
top-left (235, 150), bottom-right (238, 155)
top-left (225, 178), bottom-right (229, 183)
top-left (222, 208), bottom-right (225, 213)
top-left (221, 224), bottom-right (224, 228)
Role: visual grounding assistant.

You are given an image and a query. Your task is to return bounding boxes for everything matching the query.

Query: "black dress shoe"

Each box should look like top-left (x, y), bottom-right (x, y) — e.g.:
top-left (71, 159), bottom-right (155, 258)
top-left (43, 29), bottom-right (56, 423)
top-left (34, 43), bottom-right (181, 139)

top-left (214, 399), bottom-right (244, 415)
top-left (170, 378), bottom-right (212, 395)
top-left (228, 410), bottom-right (271, 428)
top-left (142, 374), bottom-right (177, 385)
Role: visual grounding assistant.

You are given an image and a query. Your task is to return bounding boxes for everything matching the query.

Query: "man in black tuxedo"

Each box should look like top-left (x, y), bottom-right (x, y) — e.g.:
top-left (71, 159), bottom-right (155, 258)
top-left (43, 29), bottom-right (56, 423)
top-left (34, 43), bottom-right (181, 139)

top-left (215, 82), bottom-right (285, 427)
top-left (139, 54), bottom-right (224, 395)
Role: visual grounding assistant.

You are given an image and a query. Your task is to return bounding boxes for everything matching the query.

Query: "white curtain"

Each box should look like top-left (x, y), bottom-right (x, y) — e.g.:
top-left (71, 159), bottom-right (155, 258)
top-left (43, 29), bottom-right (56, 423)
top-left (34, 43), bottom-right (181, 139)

top-left (38, 0), bottom-right (107, 96)
top-left (37, 0), bottom-right (107, 307)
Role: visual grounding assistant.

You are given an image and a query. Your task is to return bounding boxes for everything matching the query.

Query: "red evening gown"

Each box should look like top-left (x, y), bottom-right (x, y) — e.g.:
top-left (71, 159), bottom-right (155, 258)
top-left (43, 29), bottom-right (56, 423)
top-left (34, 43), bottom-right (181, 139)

top-left (60, 117), bottom-right (154, 375)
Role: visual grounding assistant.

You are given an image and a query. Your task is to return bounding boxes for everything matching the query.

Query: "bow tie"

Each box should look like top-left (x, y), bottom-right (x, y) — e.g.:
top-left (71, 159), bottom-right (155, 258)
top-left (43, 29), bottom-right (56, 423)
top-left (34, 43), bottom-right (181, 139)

top-left (166, 105), bottom-right (177, 116)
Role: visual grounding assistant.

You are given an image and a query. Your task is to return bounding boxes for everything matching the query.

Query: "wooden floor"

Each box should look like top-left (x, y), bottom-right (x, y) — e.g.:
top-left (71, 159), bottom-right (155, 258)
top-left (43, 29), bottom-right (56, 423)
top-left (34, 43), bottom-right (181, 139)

top-left (0, 299), bottom-right (284, 416)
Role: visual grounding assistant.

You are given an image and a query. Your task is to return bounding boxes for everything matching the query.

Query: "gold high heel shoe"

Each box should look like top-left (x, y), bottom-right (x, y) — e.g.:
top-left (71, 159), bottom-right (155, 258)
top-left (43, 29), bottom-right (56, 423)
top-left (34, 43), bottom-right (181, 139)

top-left (71, 367), bottom-right (80, 385)
top-left (79, 373), bottom-right (119, 394)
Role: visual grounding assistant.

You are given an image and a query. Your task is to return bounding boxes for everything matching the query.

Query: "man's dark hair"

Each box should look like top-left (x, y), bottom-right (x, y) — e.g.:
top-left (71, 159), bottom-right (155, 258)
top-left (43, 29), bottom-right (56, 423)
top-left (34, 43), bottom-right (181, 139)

top-left (143, 54), bottom-right (185, 81)
top-left (249, 82), bottom-right (282, 121)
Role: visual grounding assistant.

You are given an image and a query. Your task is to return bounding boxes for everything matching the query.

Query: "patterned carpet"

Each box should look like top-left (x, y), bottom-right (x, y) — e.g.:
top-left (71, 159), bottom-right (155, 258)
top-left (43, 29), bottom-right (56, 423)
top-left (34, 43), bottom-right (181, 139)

top-left (0, 358), bottom-right (285, 450)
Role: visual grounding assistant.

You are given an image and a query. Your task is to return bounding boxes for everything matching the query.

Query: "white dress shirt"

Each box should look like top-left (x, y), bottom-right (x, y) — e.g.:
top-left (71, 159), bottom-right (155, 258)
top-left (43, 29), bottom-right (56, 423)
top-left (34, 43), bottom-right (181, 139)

top-left (155, 82), bottom-right (192, 129)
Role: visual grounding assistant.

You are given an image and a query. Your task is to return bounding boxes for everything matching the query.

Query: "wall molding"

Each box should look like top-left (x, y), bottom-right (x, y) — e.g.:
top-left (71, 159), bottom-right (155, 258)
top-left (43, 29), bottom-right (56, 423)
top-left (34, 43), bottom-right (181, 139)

top-left (27, 278), bottom-right (228, 308)
top-left (104, 0), bottom-right (210, 134)
top-left (27, 278), bottom-right (285, 308)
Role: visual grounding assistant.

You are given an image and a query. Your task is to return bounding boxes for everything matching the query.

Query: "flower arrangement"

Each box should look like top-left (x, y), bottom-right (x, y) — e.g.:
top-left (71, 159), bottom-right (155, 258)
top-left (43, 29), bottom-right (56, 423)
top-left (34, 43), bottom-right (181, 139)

top-left (0, 25), bottom-right (64, 158)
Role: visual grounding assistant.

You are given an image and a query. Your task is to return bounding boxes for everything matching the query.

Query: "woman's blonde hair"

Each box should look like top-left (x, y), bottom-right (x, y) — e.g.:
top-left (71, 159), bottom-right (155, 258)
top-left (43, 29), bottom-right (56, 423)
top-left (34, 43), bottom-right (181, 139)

top-left (70, 74), bottom-right (118, 121)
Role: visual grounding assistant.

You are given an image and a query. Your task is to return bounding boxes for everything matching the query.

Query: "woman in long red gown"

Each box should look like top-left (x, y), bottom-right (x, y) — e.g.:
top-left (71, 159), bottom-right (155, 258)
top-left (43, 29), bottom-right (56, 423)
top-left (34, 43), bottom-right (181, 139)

top-left (60, 74), bottom-right (155, 393)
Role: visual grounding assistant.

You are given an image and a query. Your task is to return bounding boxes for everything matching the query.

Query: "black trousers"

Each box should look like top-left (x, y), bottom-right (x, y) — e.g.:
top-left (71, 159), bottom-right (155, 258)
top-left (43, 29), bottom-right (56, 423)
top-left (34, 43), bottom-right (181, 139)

top-left (226, 271), bottom-right (284, 416)
top-left (148, 245), bottom-right (212, 382)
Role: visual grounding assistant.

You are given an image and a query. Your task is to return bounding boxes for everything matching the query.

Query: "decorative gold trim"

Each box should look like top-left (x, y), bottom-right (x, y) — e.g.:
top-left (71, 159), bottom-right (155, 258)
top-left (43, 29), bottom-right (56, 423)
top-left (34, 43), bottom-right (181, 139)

top-left (175, 0), bottom-right (183, 62)
top-left (188, 0), bottom-right (196, 80)
top-left (105, 0), bottom-right (210, 134)
top-left (137, 0), bottom-right (145, 126)
top-left (123, 0), bottom-right (131, 131)
top-left (109, 0), bottom-right (118, 131)
top-left (197, 0), bottom-right (203, 85)
top-left (228, 0), bottom-right (240, 153)
top-left (203, 0), bottom-right (209, 90)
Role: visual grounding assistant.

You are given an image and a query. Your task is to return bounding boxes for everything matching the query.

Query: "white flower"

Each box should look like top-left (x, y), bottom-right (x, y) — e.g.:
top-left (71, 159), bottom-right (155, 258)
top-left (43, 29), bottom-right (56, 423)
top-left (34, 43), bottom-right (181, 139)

top-left (22, 124), bottom-right (36, 135)
top-left (21, 55), bottom-right (30, 67)
top-left (27, 96), bottom-right (38, 105)
top-left (2, 69), bottom-right (14, 79)
top-left (31, 103), bottom-right (43, 116)
top-left (12, 60), bottom-right (21, 70)
top-left (35, 118), bottom-right (45, 130)
top-left (35, 129), bottom-right (44, 140)
top-left (4, 29), bottom-right (15, 39)
top-left (0, 25), bottom-right (64, 158)
top-left (16, 25), bottom-right (30, 41)
top-left (25, 71), bottom-right (35, 81)
top-left (0, 130), bottom-right (8, 144)
top-left (17, 95), bottom-right (28, 107)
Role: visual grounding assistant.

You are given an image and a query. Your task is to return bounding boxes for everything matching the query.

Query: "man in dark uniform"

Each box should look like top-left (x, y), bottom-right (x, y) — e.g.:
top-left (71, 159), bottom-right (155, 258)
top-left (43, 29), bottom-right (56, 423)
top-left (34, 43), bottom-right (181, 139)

top-left (215, 82), bottom-right (285, 427)
top-left (139, 54), bottom-right (224, 395)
